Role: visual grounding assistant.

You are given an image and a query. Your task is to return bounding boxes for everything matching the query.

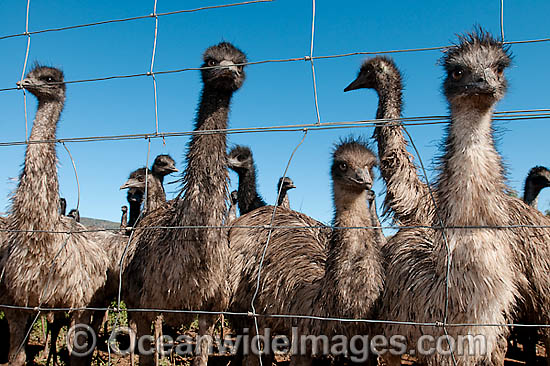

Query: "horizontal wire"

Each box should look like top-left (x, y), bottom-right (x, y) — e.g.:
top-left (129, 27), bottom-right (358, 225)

top-left (0, 223), bottom-right (549, 235)
top-left (0, 303), bottom-right (548, 328)
top-left (0, 0), bottom-right (273, 41)
top-left (2, 36), bottom-right (549, 93)
top-left (0, 110), bottom-right (548, 147)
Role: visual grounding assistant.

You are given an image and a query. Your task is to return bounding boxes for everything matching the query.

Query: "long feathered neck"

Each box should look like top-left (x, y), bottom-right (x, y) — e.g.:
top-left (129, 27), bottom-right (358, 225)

top-left (372, 75), bottom-right (431, 226)
top-left (128, 200), bottom-right (141, 227)
top-left (438, 102), bottom-right (507, 227)
top-left (330, 185), bottom-right (372, 257)
top-left (143, 172), bottom-right (166, 212)
top-left (178, 86), bottom-right (232, 231)
top-left (121, 210), bottom-right (128, 228)
top-left (320, 184), bottom-right (383, 318)
top-left (12, 98), bottom-right (64, 236)
top-left (523, 180), bottom-right (543, 209)
top-left (277, 191), bottom-right (290, 208)
top-left (236, 166), bottom-right (266, 215)
top-left (374, 77), bottom-right (402, 120)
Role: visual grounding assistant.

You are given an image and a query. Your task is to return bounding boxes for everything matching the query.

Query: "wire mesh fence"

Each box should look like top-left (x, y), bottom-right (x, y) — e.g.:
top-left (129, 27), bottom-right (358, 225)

top-left (0, 0), bottom-right (549, 365)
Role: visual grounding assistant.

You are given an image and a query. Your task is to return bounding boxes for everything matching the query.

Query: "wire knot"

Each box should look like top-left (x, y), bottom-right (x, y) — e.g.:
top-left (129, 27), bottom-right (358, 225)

top-left (247, 311), bottom-right (255, 317)
top-left (435, 321), bottom-right (445, 327)
top-left (303, 56), bottom-right (312, 61)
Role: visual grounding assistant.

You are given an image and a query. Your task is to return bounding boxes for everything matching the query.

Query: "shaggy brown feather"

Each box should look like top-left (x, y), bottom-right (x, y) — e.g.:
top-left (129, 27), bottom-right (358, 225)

top-left (349, 32), bottom-right (530, 366)
top-left (122, 42), bottom-right (247, 366)
top-left (345, 56), bottom-right (433, 226)
top-left (1, 65), bottom-right (122, 366)
top-left (228, 139), bottom-right (383, 365)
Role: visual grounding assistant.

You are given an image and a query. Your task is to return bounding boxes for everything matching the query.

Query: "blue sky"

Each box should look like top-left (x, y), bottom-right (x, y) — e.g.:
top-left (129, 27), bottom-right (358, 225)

top-left (0, 0), bottom-right (549, 226)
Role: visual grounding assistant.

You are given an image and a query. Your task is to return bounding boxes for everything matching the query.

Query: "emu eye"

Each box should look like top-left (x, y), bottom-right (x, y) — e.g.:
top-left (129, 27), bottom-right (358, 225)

top-left (138, 176), bottom-right (145, 182)
top-left (339, 162), bottom-right (348, 171)
top-left (208, 59), bottom-right (217, 67)
top-left (496, 65), bottom-right (505, 76)
top-left (451, 68), bottom-right (464, 80)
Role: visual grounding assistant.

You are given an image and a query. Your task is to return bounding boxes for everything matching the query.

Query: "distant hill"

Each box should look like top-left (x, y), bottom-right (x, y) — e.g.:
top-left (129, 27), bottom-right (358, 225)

top-left (81, 217), bottom-right (119, 230)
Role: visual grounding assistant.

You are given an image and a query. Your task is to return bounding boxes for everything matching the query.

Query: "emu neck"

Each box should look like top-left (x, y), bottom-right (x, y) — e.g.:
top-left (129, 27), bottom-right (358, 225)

top-left (371, 77), bottom-right (431, 226)
top-left (327, 186), bottom-right (371, 278)
top-left (277, 191), bottom-right (290, 208)
top-left (237, 167), bottom-right (265, 215)
top-left (128, 200), bottom-right (141, 227)
top-left (12, 99), bottom-right (64, 234)
top-left (375, 80), bottom-right (402, 120)
top-left (439, 103), bottom-right (507, 227)
top-left (321, 184), bottom-right (382, 317)
top-left (144, 173), bottom-right (166, 212)
top-left (332, 185), bottom-right (372, 244)
top-left (523, 182), bottom-right (542, 209)
top-left (178, 86), bottom-right (232, 237)
top-left (121, 210), bottom-right (128, 228)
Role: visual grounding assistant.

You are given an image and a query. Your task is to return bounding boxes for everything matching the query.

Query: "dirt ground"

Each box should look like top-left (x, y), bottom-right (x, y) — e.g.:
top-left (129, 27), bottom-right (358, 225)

top-left (0, 316), bottom-right (547, 365)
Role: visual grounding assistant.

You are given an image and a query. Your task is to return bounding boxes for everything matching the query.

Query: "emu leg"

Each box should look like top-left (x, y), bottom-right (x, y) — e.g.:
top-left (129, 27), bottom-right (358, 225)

top-left (543, 331), bottom-right (550, 366)
top-left (523, 328), bottom-right (538, 365)
top-left (193, 315), bottom-right (215, 366)
top-left (68, 311), bottom-right (95, 366)
top-left (134, 313), bottom-right (155, 366)
top-left (154, 315), bottom-right (163, 366)
top-left (129, 317), bottom-right (137, 366)
top-left (5, 309), bottom-right (29, 366)
top-left (240, 323), bottom-right (275, 366)
top-left (46, 314), bottom-right (64, 366)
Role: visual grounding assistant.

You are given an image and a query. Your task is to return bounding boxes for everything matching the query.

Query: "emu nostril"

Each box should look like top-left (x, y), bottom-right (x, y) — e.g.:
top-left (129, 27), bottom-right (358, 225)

top-left (476, 77), bottom-right (485, 83)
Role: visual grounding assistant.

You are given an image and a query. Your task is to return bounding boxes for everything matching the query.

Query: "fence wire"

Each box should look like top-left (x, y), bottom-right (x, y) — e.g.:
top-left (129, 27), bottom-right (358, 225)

top-left (0, 110), bottom-right (549, 147)
top-left (1, 0), bottom-right (550, 365)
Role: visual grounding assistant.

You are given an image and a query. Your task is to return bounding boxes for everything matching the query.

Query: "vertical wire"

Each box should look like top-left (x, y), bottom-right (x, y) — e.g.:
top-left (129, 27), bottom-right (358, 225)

top-left (500, 0), bottom-right (505, 42)
top-left (111, 137), bottom-right (152, 365)
top-left (62, 142), bottom-right (81, 211)
top-left (21, 0), bottom-right (32, 142)
top-left (309, 0), bottom-right (321, 124)
top-left (401, 125), bottom-right (457, 366)
top-left (251, 129), bottom-right (308, 366)
top-left (13, 0), bottom-right (35, 355)
top-left (150, 0), bottom-right (160, 135)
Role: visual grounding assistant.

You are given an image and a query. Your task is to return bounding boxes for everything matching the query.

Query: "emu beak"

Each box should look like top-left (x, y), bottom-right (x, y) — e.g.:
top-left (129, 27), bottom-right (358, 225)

top-left (120, 178), bottom-right (143, 190)
top-left (287, 184), bottom-right (296, 190)
top-left (220, 60), bottom-right (239, 74)
top-left (167, 165), bottom-right (178, 173)
top-left (351, 169), bottom-right (373, 190)
top-left (344, 75), bottom-right (365, 92)
top-left (16, 78), bottom-right (32, 89)
top-left (227, 157), bottom-right (239, 168)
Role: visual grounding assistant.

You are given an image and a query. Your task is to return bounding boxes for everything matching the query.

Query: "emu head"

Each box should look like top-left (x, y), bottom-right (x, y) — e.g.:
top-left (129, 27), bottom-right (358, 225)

top-left (17, 65), bottom-right (65, 101)
top-left (277, 177), bottom-right (296, 194)
top-left (442, 29), bottom-right (511, 109)
top-left (121, 168), bottom-right (149, 192)
top-left (152, 154), bottom-right (178, 177)
top-left (227, 145), bottom-right (253, 174)
top-left (331, 138), bottom-right (377, 193)
top-left (526, 166), bottom-right (550, 191)
top-left (202, 42), bottom-right (247, 91)
top-left (344, 56), bottom-right (402, 93)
